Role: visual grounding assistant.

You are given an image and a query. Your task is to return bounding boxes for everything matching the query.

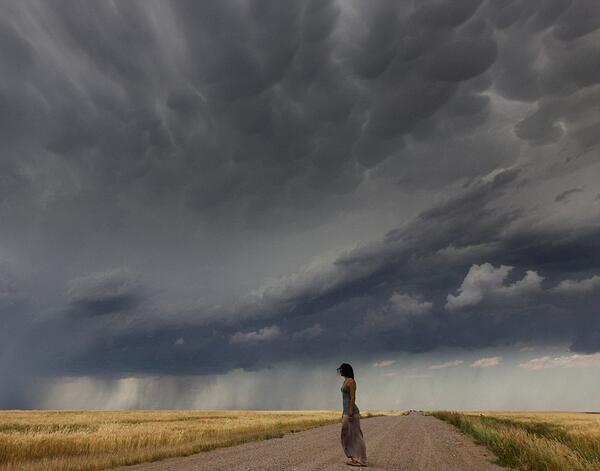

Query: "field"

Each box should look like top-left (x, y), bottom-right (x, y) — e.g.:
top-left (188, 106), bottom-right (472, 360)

top-left (431, 411), bottom-right (600, 471)
top-left (0, 410), bottom-right (393, 471)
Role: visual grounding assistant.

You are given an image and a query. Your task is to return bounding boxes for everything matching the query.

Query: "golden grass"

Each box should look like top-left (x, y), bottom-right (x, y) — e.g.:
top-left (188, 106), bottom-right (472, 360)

top-left (430, 410), bottom-right (600, 471)
top-left (0, 409), bottom-right (397, 471)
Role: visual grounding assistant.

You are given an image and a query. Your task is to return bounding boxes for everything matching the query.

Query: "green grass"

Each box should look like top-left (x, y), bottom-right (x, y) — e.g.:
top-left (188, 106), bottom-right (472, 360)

top-left (430, 411), bottom-right (600, 471)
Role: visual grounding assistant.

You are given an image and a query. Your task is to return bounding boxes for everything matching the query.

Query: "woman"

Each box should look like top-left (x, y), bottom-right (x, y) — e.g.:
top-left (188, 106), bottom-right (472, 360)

top-left (338, 363), bottom-right (367, 467)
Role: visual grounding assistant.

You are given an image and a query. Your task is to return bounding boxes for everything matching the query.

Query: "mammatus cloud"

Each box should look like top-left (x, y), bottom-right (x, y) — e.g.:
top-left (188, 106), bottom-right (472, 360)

top-left (470, 356), bottom-right (503, 368)
top-left (0, 1), bottom-right (599, 408)
top-left (429, 360), bottom-right (464, 370)
top-left (445, 263), bottom-right (544, 310)
top-left (519, 353), bottom-right (600, 370)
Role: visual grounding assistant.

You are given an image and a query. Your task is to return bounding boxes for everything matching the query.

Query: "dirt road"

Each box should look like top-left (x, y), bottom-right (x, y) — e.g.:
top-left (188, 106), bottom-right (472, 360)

top-left (113, 412), bottom-right (508, 470)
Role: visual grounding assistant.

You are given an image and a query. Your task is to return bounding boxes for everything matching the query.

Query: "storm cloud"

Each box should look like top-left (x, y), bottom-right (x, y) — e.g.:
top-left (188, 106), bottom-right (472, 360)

top-left (1, 0), bottom-right (599, 408)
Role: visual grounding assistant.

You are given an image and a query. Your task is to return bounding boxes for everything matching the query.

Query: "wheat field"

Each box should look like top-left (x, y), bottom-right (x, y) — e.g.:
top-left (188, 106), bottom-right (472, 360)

top-left (0, 409), bottom-right (385, 471)
top-left (431, 411), bottom-right (600, 471)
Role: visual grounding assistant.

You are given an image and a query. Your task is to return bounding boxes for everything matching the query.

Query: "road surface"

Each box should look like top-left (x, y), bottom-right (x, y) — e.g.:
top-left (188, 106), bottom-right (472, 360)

top-left (113, 412), bottom-right (508, 470)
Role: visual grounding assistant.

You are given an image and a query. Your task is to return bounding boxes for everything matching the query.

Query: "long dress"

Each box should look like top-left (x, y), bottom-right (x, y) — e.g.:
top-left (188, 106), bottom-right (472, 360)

top-left (340, 380), bottom-right (367, 465)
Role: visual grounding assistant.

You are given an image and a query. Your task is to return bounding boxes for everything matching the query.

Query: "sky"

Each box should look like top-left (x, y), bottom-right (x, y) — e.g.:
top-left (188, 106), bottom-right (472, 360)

top-left (1, 0), bottom-right (600, 410)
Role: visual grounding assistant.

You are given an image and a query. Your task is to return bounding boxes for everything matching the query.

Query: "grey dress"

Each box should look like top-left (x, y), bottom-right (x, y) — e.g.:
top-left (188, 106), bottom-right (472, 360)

top-left (340, 380), bottom-right (367, 465)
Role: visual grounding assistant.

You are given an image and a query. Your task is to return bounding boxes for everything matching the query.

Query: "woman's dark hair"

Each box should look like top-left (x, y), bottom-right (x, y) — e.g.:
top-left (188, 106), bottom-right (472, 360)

top-left (337, 363), bottom-right (354, 378)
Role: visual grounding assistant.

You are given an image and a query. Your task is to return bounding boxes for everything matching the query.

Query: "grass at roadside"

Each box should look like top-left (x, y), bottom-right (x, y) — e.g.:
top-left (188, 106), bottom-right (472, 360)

top-left (0, 409), bottom-right (400, 471)
top-left (429, 411), bottom-right (600, 471)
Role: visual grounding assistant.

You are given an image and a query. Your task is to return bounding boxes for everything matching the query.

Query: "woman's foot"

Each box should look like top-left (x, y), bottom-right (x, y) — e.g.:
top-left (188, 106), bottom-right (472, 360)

top-left (346, 458), bottom-right (367, 467)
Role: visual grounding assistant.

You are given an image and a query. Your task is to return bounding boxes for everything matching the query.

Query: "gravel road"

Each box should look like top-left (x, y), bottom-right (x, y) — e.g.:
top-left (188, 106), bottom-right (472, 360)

top-left (112, 412), bottom-right (509, 471)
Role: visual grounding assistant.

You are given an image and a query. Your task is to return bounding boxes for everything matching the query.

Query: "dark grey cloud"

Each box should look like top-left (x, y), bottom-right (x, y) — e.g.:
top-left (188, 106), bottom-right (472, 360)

top-left (555, 187), bottom-right (583, 202)
top-left (0, 0), bottom-right (509, 230)
top-left (15, 168), bottom-right (598, 380)
top-left (66, 267), bottom-right (143, 317)
top-left (0, 0), bottom-right (599, 406)
top-left (221, 169), bottom-right (599, 353)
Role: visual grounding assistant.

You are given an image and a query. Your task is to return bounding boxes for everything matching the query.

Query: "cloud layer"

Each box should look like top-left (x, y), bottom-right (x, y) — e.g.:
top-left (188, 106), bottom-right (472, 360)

top-left (0, 0), bottom-right (599, 407)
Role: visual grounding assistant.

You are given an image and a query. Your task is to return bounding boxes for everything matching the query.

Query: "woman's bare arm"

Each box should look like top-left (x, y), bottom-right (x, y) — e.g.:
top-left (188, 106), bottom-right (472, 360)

top-left (348, 378), bottom-right (356, 419)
